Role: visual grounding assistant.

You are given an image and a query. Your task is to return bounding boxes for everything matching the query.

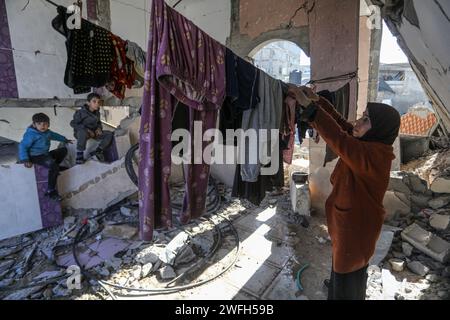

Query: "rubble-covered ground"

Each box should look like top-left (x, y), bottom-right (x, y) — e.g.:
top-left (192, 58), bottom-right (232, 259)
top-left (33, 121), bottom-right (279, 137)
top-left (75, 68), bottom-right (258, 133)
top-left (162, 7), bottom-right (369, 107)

top-left (1, 149), bottom-right (449, 300)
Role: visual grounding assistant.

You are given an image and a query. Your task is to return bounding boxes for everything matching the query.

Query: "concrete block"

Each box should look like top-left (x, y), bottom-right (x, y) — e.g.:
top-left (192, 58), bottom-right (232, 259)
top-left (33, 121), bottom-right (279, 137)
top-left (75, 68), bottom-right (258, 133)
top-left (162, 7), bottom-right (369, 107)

top-left (410, 194), bottom-right (432, 208)
top-left (428, 196), bottom-right (450, 209)
top-left (290, 178), bottom-right (310, 216)
top-left (430, 176), bottom-right (450, 194)
top-left (383, 191), bottom-right (411, 221)
top-left (389, 258), bottom-right (405, 272)
top-left (388, 171), bottom-right (411, 195)
top-left (407, 261), bottom-right (429, 277)
top-left (401, 223), bottom-right (450, 263)
top-left (59, 158), bottom-right (137, 211)
top-left (429, 214), bottom-right (450, 231)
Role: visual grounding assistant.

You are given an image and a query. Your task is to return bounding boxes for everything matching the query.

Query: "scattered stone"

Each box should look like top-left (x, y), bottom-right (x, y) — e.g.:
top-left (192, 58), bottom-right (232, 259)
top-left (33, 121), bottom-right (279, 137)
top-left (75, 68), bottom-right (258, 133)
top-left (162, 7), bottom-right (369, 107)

top-left (383, 191), bottom-right (411, 221)
top-left (174, 245), bottom-right (196, 266)
top-left (389, 172), bottom-right (411, 195)
top-left (132, 265), bottom-right (142, 279)
top-left (430, 176), bottom-right (450, 194)
top-left (102, 224), bottom-right (137, 240)
top-left (389, 258), bottom-right (405, 272)
top-left (160, 232), bottom-right (189, 265)
top-left (429, 213), bottom-right (450, 231)
top-left (120, 206), bottom-right (135, 217)
top-left (43, 288), bottom-right (53, 299)
top-left (407, 261), bottom-right (430, 276)
top-left (0, 260), bottom-right (14, 273)
top-left (98, 267), bottom-right (110, 277)
top-left (402, 242), bottom-right (414, 257)
top-left (159, 266), bottom-right (176, 280)
top-left (0, 278), bottom-right (14, 288)
top-left (135, 246), bottom-right (161, 265)
top-left (442, 266), bottom-right (450, 278)
top-left (410, 194), bottom-right (431, 208)
top-left (394, 293), bottom-right (405, 300)
top-left (105, 257), bottom-right (122, 270)
top-left (428, 196), bottom-right (450, 210)
top-left (438, 290), bottom-right (449, 299)
top-left (52, 284), bottom-right (69, 297)
top-left (141, 263), bottom-right (153, 278)
top-left (406, 175), bottom-right (428, 194)
top-left (316, 236), bottom-right (327, 244)
top-left (425, 274), bottom-right (439, 282)
top-left (4, 286), bottom-right (44, 300)
top-left (404, 287), bottom-right (412, 294)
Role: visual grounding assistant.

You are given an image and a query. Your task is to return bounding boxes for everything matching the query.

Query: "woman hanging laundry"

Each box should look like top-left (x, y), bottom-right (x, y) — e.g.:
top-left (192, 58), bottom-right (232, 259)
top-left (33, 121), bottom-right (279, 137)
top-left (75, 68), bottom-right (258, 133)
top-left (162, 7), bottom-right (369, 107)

top-left (287, 85), bottom-right (401, 300)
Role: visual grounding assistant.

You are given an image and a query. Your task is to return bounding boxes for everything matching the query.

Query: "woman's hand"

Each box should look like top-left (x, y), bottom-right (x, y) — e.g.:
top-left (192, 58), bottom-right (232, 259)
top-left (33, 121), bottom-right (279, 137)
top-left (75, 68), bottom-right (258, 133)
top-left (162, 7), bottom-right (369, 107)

top-left (287, 85), bottom-right (320, 107)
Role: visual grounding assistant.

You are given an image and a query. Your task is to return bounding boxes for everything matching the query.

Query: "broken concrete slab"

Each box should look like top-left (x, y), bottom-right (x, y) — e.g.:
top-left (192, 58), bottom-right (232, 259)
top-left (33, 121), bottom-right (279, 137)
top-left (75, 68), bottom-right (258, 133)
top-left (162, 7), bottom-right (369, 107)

top-left (407, 261), bottom-right (430, 276)
top-left (410, 194), bottom-right (432, 208)
top-left (58, 158), bottom-right (137, 211)
top-left (383, 191), bottom-right (411, 221)
top-left (401, 223), bottom-right (450, 263)
top-left (405, 174), bottom-right (428, 194)
top-left (429, 213), bottom-right (450, 231)
top-left (57, 238), bottom-right (131, 269)
top-left (370, 229), bottom-right (394, 266)
top-left (3, 286), bottom-right (44, 300)
top-left (135, 246), bottom-right (162, 265)
top-left (388, 171), bottom-right (412, 195)
top-left (160, 232), bottom-right (189, 265)
top-left (402, 242), bottom-right (414, 257)
top-left (428, 196), bottom-right (450, 209)
top-left (430, 176), bottom-right (450, 194)
top-left (102, 224), bottom-right (137, 240)
top-left (141, 263), bottom-right (153, 278)
top-left (159, 266), bottom-right (176, 280)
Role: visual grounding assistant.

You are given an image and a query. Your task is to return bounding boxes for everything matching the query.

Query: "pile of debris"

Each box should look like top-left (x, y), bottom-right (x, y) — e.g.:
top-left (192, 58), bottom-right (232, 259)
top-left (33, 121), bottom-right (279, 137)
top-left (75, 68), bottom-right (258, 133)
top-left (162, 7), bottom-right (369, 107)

top-left (368, 158), bottom-right (450, 300)
top-left (0, 183), bottom-right (245, 300)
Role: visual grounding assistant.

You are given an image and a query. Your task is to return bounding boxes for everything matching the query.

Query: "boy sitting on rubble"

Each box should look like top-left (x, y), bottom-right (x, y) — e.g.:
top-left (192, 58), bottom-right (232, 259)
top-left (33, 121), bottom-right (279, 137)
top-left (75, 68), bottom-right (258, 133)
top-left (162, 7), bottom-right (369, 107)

top-left (70, 93), bottom-right (114, 164)
top-left (18, 113), bottom-right (72, 201)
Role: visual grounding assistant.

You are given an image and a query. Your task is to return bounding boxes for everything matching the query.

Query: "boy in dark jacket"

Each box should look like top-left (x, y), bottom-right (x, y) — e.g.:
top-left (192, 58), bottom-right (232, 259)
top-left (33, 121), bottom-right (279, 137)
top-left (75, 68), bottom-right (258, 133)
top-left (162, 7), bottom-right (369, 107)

top-left (70, 93), bottom-right (113, 164)
top-left (18, 113), bottom-right (71, 201)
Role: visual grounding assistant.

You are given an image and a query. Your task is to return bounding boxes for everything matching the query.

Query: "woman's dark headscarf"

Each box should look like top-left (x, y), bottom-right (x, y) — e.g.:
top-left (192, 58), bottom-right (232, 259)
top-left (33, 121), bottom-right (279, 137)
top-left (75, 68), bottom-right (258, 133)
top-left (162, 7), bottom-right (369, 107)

top-left (361, 102), bottom-right (401, 145)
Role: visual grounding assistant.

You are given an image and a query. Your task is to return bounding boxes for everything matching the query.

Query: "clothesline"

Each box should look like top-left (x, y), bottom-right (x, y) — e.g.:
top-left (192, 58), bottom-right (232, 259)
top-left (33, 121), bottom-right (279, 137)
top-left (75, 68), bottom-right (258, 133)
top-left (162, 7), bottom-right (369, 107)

top-left (43, 0), bottom-right (357, 97)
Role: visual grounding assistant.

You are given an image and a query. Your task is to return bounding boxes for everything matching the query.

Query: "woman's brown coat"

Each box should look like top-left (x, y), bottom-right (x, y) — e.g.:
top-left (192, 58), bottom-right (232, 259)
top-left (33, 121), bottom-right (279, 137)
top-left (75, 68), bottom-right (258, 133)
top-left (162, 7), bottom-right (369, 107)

top-left (311, 97), bottom-right (395, 274)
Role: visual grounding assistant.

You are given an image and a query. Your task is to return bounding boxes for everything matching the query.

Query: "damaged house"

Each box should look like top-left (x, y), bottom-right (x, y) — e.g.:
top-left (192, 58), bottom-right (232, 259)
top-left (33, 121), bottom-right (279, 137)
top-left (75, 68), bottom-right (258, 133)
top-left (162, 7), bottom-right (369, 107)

top-left (0, 0), bottom-right (449, 302)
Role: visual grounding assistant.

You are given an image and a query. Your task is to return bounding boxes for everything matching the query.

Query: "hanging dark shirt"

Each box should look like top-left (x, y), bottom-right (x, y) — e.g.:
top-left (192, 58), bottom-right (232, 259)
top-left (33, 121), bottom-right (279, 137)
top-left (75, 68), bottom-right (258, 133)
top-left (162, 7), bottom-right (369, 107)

top-left (52, 6), bottom-right (113, 94)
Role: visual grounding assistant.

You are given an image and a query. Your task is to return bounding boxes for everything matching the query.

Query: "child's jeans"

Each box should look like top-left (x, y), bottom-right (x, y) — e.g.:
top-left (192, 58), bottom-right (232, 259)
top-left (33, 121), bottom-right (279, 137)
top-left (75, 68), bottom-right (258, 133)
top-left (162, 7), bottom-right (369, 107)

top-left (29, 147), bottom-right (68, 191)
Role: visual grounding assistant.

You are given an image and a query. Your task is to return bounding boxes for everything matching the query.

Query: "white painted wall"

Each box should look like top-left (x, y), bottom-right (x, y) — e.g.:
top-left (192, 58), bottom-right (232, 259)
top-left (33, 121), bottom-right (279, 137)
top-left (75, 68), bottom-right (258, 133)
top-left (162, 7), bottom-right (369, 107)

top-left (5, 0), bottom-right (90, 99)
top-left (0, 164), bottom-right (42, 240)
top-left (0, 107), bottom-right (77, 143)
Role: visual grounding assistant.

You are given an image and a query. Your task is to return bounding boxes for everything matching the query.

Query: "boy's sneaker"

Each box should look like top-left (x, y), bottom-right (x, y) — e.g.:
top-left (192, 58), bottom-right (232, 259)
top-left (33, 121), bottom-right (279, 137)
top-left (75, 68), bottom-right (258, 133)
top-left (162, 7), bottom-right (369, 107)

top-left (76, 151), bottom-right (85, 165)
top-left (91, 149), bottom-right (106, 163)
top-left (45, 190), bottom-right (62, 201)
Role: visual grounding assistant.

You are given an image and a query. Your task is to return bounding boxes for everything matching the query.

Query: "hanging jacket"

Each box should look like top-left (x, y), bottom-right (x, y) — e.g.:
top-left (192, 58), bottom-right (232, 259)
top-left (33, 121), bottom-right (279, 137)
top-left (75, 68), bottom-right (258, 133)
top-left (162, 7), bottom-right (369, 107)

top-left (70, 105), bottom-right (103, 132)
top-left (52, 5), bottom-right (114, 94)
top-left (18, 126), bottom-right (68, 161)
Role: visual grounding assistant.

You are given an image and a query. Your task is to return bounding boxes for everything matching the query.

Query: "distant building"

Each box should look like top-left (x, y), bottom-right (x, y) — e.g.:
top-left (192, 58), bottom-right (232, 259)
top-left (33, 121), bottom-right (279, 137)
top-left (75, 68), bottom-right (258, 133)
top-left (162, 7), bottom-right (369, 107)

top-left (377, 63), bottom-right (432, 115)
top-left (253, 41), bottom-right (308, 82)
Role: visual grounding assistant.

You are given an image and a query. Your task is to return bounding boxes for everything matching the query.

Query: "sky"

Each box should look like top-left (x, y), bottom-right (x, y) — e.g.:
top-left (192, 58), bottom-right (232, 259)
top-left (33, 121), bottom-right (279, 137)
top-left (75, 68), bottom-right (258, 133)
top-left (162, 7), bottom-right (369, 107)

top-left (380, 21), bottom-right (408, 64)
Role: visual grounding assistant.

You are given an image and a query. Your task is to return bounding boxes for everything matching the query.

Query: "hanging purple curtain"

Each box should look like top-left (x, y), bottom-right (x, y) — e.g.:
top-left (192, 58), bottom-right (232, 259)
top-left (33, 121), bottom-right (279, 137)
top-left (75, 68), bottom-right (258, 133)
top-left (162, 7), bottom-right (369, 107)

top-left (139, 0), bottom-right (226, 241)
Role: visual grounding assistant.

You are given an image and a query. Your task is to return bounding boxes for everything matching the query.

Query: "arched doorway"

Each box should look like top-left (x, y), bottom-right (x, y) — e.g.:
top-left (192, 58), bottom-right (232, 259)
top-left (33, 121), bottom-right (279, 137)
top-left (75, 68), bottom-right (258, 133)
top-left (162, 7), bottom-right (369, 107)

top-left (249, 40), bottom-right (310, 85)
